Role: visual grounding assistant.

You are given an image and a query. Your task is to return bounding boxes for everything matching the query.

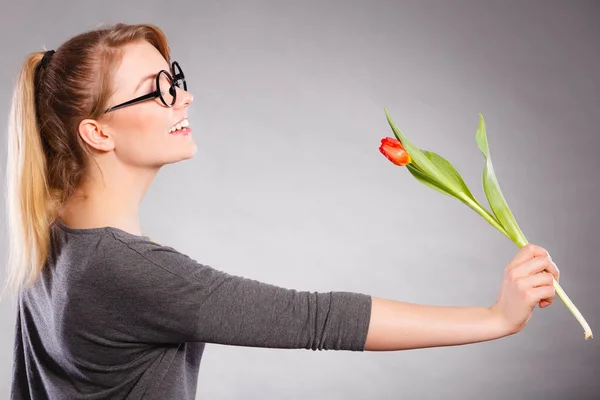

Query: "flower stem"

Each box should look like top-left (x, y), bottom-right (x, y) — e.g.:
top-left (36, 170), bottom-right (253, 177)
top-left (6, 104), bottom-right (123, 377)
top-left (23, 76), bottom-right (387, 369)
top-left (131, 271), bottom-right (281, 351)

top-left (457, 197), bottom-right (593, 339)
top-left (552, 277), bottom-right (593, 340)
top-left (460, 196), bottom-right (512, 240)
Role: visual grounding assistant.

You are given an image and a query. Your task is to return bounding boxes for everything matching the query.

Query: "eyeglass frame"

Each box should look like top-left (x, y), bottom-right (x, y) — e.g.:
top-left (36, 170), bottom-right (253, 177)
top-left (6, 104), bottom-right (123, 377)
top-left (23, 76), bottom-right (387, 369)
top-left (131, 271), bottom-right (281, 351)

top-left (103, 61), bottom-right (187, 114)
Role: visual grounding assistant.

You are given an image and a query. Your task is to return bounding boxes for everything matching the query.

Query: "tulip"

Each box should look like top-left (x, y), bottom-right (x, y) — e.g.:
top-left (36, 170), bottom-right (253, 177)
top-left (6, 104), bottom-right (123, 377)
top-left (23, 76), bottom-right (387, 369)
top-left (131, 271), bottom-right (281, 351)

top-left (382, 108), bottom-right (593, 340)
top-left (379, 137), bottom-right (412, 166)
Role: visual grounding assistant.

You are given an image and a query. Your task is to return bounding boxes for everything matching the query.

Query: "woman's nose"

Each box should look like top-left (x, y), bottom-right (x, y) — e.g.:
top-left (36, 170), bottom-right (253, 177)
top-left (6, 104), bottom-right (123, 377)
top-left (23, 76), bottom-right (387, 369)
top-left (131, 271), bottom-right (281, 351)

top-left (176, 87), bottom-right (193, 108)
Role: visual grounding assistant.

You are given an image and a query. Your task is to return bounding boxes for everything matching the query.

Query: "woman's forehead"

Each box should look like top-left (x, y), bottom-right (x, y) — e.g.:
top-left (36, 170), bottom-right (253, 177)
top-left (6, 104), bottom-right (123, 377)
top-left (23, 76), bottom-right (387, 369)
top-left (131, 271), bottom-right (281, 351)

top-left (114, 41), bottom-right (169, 89)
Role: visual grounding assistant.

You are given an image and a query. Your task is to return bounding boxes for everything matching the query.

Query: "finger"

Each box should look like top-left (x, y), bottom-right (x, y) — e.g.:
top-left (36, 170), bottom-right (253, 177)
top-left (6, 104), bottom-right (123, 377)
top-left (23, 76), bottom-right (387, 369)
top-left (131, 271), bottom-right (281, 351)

top-left (527, 257), bottom-right (559, 282)
top-left (538, 276), bottom-right (556, 307)
top-left (528, 286), bottom-right (555, 307)
top-left (506, 244), bottom-right (550, 270)
top-left (508, 256), bottom-right (552, 280)
top-left (546, 257), bottom-right (560, 282)
top-left (541, 293), bottom-right (555, 306)
top-left (518, 271), bottom-right (554, 289)
top-left (539, 300), bottom-right (550, 308)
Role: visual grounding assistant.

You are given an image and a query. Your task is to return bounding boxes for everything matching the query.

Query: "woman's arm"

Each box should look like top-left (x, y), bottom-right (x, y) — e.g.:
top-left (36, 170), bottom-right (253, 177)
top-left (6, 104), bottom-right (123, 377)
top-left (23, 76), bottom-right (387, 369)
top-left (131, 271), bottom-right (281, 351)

top-left (365, 300), bottom-right (505, 350)
top-left (364, 244), bottom-right (559, 351)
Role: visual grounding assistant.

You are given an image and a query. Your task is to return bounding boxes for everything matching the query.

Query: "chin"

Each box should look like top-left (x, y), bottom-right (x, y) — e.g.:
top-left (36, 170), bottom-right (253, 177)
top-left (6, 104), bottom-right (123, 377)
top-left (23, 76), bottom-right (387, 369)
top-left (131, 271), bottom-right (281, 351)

top-left (173, 144), bottom-right (198, 164)
top-left (154, 144), bottom-right (198, 167)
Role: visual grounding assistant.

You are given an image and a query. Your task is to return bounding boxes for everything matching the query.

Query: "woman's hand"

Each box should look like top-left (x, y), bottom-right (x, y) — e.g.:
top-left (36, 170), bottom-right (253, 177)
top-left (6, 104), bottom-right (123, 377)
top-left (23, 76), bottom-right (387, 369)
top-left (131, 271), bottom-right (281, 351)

top-left (490, 243), bottom-right (560, 336)
top-left (363, 243), bottom-right (560, 351)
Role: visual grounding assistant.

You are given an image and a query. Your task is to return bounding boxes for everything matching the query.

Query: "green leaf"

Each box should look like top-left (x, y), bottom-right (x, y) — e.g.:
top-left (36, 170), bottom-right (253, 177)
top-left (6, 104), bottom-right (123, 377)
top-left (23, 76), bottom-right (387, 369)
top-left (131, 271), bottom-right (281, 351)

top-left (406, 161), bottom-right (504, 230)
top-left (475, 114), bottom-right (528, 247)
top-left (421, 150), bottom-right (477, 202)
top-left (385, 108), bottom-right (485, 206)
top-left (406, 163), bottom-right (455, 198)
top-left (383, 108), bottom-right (511, 239)
top-left (385, 108), bottom-right (450, 189)
top-left (421, 151), bottom-right (507, 224)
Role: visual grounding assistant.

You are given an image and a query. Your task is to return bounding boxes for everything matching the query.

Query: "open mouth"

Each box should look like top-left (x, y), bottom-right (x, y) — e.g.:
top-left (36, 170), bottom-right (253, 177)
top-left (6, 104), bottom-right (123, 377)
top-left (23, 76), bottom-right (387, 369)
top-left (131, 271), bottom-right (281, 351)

top-left (169, 118), bottom-right (191, 135)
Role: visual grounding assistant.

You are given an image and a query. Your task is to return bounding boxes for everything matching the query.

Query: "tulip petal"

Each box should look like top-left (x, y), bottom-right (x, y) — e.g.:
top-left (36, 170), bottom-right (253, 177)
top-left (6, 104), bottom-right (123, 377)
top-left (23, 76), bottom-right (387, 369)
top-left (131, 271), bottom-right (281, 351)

top-left (475, 114), bottom-right (527, 247)
top-left (385, 108), bottom-right (479, 205)
top-left (385, 109), bottom-right (448, 186)
top-left (383, 110), bottom-right (593, 340)
top-left (380, 137), bottom-right (412, 166)
top-left (381, 137), bottom-right (402, 148)
top-left (384, 108), bottom-right (511, 239)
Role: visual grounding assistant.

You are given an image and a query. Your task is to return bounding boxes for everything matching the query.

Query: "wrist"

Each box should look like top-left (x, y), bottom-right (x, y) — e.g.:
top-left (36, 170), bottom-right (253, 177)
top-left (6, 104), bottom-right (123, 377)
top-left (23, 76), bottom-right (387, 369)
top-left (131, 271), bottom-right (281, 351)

top-left (488, 304), bottom-right (520, 338)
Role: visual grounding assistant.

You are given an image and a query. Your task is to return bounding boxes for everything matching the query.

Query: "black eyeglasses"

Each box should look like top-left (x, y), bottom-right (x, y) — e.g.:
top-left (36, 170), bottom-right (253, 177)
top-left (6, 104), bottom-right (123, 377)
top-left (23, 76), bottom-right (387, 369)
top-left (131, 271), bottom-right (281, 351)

top-left (104, 61), bottom-right (187, 113)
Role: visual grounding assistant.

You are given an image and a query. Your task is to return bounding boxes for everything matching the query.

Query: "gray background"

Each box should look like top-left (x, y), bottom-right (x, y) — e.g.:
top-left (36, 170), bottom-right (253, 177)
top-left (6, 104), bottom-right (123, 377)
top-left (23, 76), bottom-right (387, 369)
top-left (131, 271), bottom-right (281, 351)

top-left (1, 0), bottom-right (599, 399)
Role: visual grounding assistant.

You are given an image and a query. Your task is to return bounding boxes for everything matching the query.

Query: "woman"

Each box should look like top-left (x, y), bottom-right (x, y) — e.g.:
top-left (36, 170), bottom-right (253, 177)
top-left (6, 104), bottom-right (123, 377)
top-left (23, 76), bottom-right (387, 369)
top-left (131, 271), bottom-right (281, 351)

top-left (4, 23), bottom-right (559, 400)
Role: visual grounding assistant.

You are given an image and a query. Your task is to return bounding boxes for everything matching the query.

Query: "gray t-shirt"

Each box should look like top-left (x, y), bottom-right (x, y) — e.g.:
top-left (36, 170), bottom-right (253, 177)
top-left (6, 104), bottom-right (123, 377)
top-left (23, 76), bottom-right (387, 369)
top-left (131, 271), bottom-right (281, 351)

top-left (10, 218), bottom-right (372, 399)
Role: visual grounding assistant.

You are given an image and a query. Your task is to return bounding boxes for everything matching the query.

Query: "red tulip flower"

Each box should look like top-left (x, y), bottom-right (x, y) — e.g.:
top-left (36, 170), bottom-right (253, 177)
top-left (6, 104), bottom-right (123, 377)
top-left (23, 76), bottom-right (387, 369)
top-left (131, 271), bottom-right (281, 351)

top-left (379, 137), bottom-right (412, 166)
top-left (380, 108), bottom-right (593, 340)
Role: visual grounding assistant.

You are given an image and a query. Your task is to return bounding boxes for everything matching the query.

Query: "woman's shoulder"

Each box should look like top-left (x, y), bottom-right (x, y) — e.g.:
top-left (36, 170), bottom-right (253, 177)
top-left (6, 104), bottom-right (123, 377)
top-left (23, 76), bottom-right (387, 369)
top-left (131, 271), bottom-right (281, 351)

top-left (50, 220), bottom-right (203, 289)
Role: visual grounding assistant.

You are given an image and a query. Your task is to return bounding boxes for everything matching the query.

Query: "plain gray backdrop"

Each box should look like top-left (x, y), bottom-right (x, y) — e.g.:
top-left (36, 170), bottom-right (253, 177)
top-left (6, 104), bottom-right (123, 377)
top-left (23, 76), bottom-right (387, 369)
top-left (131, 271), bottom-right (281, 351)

top-left (1, 0), bottom-right (599, 399)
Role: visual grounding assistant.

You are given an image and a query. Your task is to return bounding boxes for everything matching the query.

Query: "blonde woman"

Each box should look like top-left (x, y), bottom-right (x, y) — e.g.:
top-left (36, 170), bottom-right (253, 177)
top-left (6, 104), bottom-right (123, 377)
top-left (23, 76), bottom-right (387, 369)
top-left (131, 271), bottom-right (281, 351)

top-left (4, 23), bottom-right (559, 400)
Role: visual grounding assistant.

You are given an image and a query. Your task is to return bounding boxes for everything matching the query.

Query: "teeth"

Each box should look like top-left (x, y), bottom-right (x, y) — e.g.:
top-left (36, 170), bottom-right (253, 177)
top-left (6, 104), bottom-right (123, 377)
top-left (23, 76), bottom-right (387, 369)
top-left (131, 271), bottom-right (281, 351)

top-left (169, 118), bottom-right (189, 133)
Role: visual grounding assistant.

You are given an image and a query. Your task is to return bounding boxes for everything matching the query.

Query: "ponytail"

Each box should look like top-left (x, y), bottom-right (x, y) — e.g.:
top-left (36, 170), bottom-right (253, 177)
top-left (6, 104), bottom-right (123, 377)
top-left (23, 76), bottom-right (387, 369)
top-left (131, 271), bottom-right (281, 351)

top-left (2, 52), bottom-right (57, 299)
top-left (2, 23), bottom-right (172, 300)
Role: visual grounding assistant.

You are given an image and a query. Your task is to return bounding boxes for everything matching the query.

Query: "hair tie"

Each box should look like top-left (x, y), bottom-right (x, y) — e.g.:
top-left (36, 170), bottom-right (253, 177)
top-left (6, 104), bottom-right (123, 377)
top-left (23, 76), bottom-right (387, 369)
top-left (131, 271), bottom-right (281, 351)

top-left (41, 50), bottom-right (55, 68)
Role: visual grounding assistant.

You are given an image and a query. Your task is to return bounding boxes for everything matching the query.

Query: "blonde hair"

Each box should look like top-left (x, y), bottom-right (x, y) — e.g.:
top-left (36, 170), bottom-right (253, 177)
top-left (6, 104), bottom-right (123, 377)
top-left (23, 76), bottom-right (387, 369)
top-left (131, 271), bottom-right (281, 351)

top-left (2, 23), bottom-right (171, 299)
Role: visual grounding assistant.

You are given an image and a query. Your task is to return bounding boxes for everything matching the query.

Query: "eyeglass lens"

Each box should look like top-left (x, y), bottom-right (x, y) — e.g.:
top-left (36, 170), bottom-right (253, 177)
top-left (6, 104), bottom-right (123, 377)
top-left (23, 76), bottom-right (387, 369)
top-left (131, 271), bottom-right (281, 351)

top-left (157, 63), bottom-right (187, 107)
top-left (157, 71), bottom-right (176, 106)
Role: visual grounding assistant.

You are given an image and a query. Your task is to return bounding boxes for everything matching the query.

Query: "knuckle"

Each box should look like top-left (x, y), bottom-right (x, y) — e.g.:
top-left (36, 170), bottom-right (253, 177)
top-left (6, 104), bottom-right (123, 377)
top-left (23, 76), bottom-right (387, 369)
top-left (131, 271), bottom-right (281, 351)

top-left (524, 244), bottom-right (536, 257)
top-left (536, 257), bottom-right (549, 270)
top-left (525, 291), bottom-right (536, 305)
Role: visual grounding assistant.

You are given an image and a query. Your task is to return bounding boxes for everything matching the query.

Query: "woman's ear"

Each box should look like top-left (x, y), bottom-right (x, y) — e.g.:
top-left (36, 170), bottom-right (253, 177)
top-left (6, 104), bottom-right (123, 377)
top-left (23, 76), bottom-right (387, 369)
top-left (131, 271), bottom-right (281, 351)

top-left (78, 119), bottom-right (115, 152)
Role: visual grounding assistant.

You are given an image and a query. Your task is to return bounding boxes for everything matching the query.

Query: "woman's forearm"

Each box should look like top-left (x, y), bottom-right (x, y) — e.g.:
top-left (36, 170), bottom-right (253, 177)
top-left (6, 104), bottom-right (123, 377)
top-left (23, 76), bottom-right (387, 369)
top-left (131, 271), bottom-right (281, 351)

top-left (364, 297), bottom-right (510, 351)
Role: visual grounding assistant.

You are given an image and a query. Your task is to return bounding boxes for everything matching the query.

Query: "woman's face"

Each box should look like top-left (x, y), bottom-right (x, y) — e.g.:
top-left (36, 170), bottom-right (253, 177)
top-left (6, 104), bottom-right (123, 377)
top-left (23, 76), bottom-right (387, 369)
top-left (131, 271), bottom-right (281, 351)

top-left (97, 40), bottom-right (196, 168)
